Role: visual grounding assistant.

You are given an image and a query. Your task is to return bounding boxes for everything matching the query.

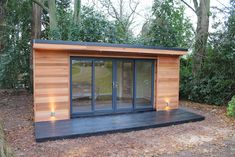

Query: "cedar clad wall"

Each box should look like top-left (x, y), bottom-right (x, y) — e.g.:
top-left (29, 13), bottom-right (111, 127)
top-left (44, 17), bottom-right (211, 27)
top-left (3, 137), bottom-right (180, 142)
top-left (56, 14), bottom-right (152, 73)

top-left (156, 56), bottom-right (180, 110)
top-left (33, 49), bottom-right (181, 122)
top-left (34, 50), bottom-right (70, 122)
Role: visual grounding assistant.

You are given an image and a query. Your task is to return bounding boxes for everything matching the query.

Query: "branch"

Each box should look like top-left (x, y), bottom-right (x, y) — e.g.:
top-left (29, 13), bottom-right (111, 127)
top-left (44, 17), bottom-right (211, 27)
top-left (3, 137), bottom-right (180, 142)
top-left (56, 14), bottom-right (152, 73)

top-left (99, 0), bottom-right (120, 20)
top-left (127, 0), bottom-right (139, 24)
top-left (32, 0), bottom-right (49, 12)
top-left (108, 0), bottom-right (121, 21)
top-left (41, 19), bottom-right (49, 26)
top-left (180, 0), bottom-right (196, 14)
top-left (193, 0), bottom-right (199, 11)
top-left (211, 6), bottom-right (230, 14)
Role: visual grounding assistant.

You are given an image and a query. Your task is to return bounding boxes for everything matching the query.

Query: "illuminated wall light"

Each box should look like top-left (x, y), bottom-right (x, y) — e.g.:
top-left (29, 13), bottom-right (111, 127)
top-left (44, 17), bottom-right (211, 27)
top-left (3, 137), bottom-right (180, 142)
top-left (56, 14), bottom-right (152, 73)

top-left (50, 111), bottom-right (56, 121)
top-left (49, 97), bottom-right (56, 121)
top-left (164, 100), bottom-right (170, 110)
top-left (51, 111), bottom-right (56, 117)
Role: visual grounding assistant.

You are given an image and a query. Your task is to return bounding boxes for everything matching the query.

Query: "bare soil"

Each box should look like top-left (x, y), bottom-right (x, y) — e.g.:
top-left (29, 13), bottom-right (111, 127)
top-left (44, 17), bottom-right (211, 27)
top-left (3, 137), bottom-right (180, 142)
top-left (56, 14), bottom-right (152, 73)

top-left (0, 91), bottom-right (234, 157)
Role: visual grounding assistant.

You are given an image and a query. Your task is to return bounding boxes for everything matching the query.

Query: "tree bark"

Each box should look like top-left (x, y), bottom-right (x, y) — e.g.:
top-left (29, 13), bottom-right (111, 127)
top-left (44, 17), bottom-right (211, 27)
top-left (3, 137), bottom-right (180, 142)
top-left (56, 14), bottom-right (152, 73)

top-left (73, 0), bottom-right (81, 25)
top-left (32, 0), bottom-right (58, 38)
top-left (30, 0), bottom-right (42, 92)
top-left (31, 1), bottom-right (42, 39)
top-left (48, 0), bottom-right (57, 31)
top-left (0, 0), bottom-right (6, 53)
top-left (192, 0), bottom-right (210, 74)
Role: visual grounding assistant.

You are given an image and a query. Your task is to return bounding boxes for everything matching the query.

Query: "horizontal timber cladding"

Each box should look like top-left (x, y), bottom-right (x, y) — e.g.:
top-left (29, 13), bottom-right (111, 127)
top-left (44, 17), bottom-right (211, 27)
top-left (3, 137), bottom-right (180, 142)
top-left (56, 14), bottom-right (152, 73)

top-left (156, 56), bottom-right (180, 110)
top-left (34, 50), bottom-right (70, 122)
top-left (33, 48), bottom-right (183, 122)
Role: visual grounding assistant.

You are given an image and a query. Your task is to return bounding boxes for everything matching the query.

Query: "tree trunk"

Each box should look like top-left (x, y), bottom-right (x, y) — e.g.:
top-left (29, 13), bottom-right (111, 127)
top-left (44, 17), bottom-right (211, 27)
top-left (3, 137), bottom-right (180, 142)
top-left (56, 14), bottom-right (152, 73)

top-left (192, 0), bottom-right (210, 75)
top-left (31, 1), bottom-right (42, 39)
top-left (0, 0), bottom-right (6, 53)
top-left (48, 0), bottom-right (59, 39)
top-left (30, 0), bottom-right (42, 92)
top-left (48, 0), bottom-right (57, 30)
top-left (73, 0), bottom-right (81, 25)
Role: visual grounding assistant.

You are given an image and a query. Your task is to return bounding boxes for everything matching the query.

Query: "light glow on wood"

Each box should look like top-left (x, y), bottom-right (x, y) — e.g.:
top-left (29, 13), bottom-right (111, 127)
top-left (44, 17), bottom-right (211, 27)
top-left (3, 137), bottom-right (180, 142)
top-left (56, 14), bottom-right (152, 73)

top-left (164, 99), bottom-right (171, 110)
top-left (49, 97), bottom-right (55, 112)
top-left (49, 97), bottom-right (56, 121)
top-left (50, 116), bottom-right (56, 121)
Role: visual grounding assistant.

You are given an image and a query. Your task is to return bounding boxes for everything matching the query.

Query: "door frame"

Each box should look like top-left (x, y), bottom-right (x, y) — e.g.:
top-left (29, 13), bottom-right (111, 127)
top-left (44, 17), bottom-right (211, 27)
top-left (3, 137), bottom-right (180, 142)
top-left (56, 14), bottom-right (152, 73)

top-left (70, 56), bottom-right (155, 118)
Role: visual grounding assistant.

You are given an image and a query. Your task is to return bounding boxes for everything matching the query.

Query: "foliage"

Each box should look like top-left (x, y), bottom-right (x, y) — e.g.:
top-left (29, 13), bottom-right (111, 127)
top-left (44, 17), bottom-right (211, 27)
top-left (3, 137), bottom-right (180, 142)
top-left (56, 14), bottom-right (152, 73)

top-left (180, 0), bottom-right (235, 105)
top-left (0, 2), bottom-right (120, 89)
top-left (112, 18), bottom-right (134, 44)
top-left (180, 48), bottom-right (235, 105)
top-left (141, 0), bottom-right (194, 48)
top-left (227, 96), bottom-right (235, 117)
top-left (75, 6), bottom-right (118, 43)
top-left (0, 0), bottom-right (31, 89)
top-left (43, 5), bottom-right (118, 43)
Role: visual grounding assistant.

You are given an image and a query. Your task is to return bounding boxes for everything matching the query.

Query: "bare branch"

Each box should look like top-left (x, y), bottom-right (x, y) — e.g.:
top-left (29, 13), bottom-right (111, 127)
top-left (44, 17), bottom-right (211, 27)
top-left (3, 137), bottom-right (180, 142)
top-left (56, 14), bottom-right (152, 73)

top-left (211, 6), bottom-right (230, 14)
top-left (108, 0), bottom-right (121, 21)
top-left (127, 0), bottom-right (139, 24)
top-left (99, 0), bottom-right (120, 20)
top-left (180, 0), bottom-right (196, 14)
top-left (32, 0), bottom-right (49, 12)
top-left (193, 0), bottom-right (199, 11)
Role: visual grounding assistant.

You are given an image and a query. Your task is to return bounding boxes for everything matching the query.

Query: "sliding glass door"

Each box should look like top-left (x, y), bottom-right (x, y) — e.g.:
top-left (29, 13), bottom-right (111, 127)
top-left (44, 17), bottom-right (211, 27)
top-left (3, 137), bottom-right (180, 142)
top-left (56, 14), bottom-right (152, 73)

top-left (71, 59), bottom-right (92, 113)
top-left (71, 57), bottom-right (154, 117)
top-left (116, 60), bottom-right (134, 110)
top-left (135, 61), bottom-right (153, 109)
top-left (94, 60), bottom-right (113, 111)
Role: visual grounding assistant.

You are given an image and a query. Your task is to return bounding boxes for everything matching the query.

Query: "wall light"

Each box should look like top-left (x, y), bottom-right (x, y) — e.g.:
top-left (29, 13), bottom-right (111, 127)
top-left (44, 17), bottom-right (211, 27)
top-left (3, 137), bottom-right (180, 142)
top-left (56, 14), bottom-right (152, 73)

top-left (49, 97), bottom-right (56, 121)
top-left (164, 101), bottom-right (170, 110)
top-left (50, 111), bottom-right (56, 121)
top-left (51, 111), bottom-right (56, 117)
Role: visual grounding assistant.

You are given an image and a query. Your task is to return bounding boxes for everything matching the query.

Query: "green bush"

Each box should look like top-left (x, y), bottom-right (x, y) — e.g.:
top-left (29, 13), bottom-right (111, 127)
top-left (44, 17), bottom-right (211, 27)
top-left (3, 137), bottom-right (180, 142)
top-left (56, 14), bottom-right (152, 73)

top-left (227, 96), bottom-right (235, 117)
top-left (180, 54), bottom-right (235, 105)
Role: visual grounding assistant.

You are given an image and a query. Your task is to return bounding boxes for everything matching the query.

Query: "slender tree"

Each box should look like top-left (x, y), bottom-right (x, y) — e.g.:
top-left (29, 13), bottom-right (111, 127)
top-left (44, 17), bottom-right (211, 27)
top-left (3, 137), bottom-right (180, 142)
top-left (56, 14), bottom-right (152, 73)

top-left (181, 0), bottom-right (210, 74)
top-left (30, 0), bottom-right (42, 91)
top-left (74, 0), bottom-right (81, 25)
top-left (31, 1), bottom-right (42, 39)
top-left (32, 0), bottom-right (60, 38)
top-left (0, 0), bottom-right (6, 53)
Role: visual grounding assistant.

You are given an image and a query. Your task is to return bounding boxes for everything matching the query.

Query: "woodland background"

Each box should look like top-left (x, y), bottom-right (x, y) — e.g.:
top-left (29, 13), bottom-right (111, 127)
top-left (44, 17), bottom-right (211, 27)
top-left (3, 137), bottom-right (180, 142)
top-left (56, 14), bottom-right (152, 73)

top-left (0, 0), bottom-right (234, 105)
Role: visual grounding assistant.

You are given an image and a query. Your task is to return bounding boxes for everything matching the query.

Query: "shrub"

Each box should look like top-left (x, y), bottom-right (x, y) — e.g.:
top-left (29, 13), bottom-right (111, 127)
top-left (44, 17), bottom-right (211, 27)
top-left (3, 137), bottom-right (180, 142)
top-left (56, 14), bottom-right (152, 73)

top-left (180, 47), bottom-right (235, 105)
top-left (227, 96), bottom-right (235, 117)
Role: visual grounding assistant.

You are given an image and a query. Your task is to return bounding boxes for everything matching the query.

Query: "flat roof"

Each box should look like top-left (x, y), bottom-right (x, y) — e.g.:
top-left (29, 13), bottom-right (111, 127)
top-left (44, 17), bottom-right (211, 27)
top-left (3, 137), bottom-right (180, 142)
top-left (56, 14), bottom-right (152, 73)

top-left (34, 39), bottom-right (188, 51)
top-left (33, 39), bottom-right (188, 56)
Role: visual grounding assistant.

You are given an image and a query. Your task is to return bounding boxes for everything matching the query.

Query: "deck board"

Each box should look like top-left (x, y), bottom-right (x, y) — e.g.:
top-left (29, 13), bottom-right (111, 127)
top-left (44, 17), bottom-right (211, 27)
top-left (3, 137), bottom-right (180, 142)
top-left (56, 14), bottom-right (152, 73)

top-left (35, 108), bottom-right (204, 142)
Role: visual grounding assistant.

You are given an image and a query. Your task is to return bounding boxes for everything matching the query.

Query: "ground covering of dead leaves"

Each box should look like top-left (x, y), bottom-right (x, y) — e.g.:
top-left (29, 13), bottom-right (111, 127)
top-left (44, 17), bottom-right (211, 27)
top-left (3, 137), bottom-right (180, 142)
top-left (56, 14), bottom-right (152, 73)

top-left (0, 90), bottom-right (234, 157)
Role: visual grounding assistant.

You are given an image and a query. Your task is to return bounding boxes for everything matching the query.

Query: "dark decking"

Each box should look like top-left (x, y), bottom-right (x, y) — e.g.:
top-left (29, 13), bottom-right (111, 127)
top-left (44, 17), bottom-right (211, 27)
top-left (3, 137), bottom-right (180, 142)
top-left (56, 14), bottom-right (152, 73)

top-left (35, 108), bottom-right (205, 142)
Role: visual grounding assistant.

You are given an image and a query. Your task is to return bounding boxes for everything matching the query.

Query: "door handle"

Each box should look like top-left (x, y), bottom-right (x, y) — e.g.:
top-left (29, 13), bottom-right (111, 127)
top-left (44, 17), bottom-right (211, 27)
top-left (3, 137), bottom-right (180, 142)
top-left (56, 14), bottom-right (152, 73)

top-left (112, 82), bottom-right (118, 88)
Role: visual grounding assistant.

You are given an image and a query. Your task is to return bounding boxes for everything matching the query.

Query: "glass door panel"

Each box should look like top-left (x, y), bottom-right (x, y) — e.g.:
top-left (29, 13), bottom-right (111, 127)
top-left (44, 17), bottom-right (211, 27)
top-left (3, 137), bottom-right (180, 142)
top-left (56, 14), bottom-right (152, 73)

top-left (71, 58), bottom-right (154, 117)
top-left (116, 60), bottom-right (134, 110)
top-left (71, 60), bottom-right (92, 113)
top-left (135, 61), bottom-right (153, 109)
top-left (94, 60), bottom-right (113, 111)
